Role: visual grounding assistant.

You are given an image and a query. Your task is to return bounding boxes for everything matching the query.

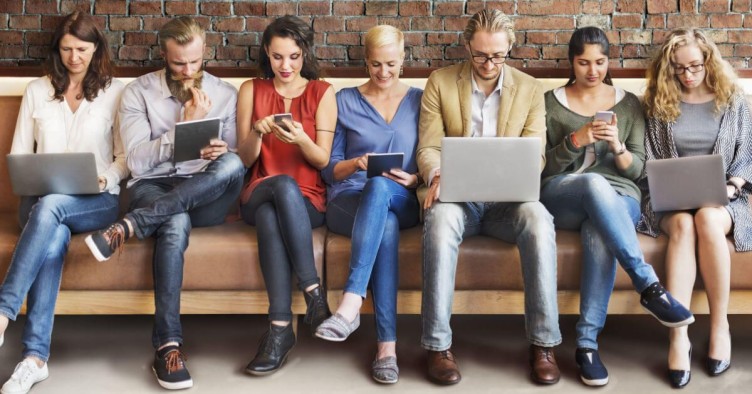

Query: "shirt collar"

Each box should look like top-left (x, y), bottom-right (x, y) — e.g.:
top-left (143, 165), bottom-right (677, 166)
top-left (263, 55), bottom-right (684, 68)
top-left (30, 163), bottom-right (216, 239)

top-left (470, 68), bottom-right (504, 95)
top-left (158, 69), bottom-right (174, 100)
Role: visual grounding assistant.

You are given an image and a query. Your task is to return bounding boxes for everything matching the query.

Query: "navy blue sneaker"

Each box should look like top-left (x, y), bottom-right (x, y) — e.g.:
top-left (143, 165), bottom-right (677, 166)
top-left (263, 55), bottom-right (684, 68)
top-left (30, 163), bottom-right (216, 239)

top-left (575, 348), bottom-right (608, 386)
top-left (153, 345), bottom-right (193, 390)
top-left (640, 282), bottom-right (694, 327)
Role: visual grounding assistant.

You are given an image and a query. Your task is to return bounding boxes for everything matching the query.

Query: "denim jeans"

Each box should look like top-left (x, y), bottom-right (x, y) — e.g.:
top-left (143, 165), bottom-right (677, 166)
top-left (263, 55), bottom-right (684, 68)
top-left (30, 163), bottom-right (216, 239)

top-left (0, 193), bottom-right (119, 362)
top-left (240, 175), bottom-right (325, 322)
top-left (127, 153), bottom-right (245, 348)
top-left (326, 177), bottom-right (420, 342)
top-left (421, 200), bottom-right (561, 351)
top-left (540, 173), bottom-right (659, 350)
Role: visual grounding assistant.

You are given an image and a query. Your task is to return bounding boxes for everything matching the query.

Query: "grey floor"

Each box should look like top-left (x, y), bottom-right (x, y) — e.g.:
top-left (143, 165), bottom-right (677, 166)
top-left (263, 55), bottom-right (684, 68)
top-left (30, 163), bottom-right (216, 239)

top-left (1, 313), bottom-right (751, 393)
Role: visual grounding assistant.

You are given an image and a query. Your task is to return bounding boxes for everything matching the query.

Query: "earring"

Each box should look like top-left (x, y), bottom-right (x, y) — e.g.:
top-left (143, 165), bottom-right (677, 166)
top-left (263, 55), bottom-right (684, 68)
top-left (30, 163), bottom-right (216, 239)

top-left (399, 65), bottom-right (404, 76)
top-left (366, 67), bottom-right (370, 76)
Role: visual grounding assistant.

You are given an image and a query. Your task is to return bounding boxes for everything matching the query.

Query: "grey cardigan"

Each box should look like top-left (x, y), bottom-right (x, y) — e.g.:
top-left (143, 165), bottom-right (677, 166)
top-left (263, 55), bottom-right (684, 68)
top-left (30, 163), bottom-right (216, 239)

top-left (637, 94), bottom-right (752, 252)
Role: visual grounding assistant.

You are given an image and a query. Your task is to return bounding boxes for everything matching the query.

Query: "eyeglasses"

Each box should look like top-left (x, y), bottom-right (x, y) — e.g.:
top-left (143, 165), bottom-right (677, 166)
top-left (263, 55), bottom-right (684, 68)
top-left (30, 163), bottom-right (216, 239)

top-left (470, 52), bottom-right (510, 65)
top-left (673, 64), bottom-right (704, 75)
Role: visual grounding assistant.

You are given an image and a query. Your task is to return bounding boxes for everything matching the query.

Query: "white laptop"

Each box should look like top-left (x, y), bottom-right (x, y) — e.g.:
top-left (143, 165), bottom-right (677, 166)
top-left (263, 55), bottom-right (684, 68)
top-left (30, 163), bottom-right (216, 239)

top-left (646, 154), bottom-right (728, 212)
top-left (439, 137), bottom-right (542, 202)
top-left (7, 152), bottom-right (100, 196)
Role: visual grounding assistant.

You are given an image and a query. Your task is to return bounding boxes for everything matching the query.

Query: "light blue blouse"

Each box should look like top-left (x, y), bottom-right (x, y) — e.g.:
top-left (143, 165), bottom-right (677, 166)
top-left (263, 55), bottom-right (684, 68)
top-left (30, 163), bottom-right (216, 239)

top-left (322, 86), bottom-right (423, 201)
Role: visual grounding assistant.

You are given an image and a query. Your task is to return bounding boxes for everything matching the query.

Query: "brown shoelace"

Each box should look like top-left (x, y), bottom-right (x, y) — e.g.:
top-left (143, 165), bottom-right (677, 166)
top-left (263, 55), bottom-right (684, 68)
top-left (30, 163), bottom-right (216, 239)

top-left (104, 223), bottom-right (126, 257)
top-left (164, 350), bottom-right (188, 374)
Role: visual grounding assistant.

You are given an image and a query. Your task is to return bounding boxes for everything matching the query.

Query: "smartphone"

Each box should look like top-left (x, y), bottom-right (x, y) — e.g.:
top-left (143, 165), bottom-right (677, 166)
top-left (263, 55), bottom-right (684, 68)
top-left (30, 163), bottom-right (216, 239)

top-left (273, 113), bottom-right (293, 131)
top-left (594, 110), bottom-right (614, 124)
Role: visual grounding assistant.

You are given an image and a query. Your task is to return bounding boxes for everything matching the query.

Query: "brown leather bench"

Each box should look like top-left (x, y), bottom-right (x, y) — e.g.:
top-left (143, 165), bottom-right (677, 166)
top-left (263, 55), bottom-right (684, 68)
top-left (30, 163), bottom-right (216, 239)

top-left (2, 67), bottom-right (751, 319)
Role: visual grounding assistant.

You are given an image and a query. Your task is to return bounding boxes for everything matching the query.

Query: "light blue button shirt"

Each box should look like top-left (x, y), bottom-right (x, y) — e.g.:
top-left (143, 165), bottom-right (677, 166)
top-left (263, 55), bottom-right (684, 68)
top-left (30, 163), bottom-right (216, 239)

top-left (118, 69), bottom-right (238, 187)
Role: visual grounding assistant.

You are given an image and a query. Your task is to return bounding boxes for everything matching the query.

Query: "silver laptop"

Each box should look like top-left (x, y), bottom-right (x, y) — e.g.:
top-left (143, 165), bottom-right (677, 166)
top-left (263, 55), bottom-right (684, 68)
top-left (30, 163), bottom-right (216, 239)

top-left (439, 137), bottom-right (541, 202)
top-left (646, 154), bottom-right (728, 212)
top-left (7, 152), bottom-right (100, 196)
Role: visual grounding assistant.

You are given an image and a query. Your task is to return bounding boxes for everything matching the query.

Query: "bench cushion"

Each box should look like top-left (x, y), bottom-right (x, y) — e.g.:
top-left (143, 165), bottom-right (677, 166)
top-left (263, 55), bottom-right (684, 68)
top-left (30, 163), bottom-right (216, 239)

top-left (0, 214), bottom-right (326, 291)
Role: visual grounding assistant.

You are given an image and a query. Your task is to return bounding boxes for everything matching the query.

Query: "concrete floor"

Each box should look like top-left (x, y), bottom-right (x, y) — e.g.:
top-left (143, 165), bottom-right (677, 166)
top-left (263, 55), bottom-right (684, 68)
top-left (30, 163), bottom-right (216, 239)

top-left (1, 313), bottom-right (751, 393)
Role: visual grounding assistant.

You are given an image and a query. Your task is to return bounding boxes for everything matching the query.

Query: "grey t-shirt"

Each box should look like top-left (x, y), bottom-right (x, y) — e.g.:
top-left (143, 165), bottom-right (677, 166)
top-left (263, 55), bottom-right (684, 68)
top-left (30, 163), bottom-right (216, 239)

top-left (674, 100), bottom-right (721, 157)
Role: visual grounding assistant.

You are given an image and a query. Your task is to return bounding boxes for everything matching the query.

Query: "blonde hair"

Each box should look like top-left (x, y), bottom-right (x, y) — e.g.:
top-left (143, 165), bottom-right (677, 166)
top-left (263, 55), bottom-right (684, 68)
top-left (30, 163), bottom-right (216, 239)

top-left (463, 9), bottom-right (515, 46)
top-left (644, 29), bottom-right (739, 123)
top-left (364, 25), bottom-right (404, 57)
top-left (159, 16), bottom-right (205, 51)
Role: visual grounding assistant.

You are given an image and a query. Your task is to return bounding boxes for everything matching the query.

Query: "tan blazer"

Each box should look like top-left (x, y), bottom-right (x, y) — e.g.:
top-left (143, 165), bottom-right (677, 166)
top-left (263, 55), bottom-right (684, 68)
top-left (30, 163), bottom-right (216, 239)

top-left (416, 62), bottom-right (547, 203)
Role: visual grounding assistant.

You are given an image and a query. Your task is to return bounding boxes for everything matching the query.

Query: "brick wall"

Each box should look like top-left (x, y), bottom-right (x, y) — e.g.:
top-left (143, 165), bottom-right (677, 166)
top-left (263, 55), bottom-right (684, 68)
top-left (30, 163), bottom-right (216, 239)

top-left (1, 1), bottom-right (751, 69)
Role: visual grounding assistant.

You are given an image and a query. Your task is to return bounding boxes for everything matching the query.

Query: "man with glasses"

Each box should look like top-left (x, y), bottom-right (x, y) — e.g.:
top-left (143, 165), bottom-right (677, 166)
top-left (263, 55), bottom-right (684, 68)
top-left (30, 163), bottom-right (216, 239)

top-left (417, 9), bottom-right (561, 385)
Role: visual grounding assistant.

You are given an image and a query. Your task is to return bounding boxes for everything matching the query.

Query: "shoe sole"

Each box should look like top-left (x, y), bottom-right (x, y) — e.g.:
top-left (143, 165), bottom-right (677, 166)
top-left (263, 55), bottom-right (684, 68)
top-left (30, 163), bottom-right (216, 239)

top-left (580, 375), bottom-right (609, 386)
top-left (427, 375), bottom-right (461, 386)
top-left (1, 372), bottom-right (49, 394)
top-left (314, 331), bottom-right (349, 342)
top-left (244, 349), bottom-right (293, 376)
top-left (372, 376), bottom-right (398, 384)
top-left (530, 372), bottom-right (560, 385)
top-left (84, 235), bottom-right (110, 262)
top-left (152, 367), bottom-right (193, 390)
top-left (641, 306), bottom-right (695, 328)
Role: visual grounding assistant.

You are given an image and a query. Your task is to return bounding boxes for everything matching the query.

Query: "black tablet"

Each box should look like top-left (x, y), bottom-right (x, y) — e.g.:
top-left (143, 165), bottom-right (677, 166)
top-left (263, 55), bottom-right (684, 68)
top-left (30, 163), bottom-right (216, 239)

top-left (366, 153), bottom-right (404, 178)
top-left (173, 117), bottom-right (221, 163)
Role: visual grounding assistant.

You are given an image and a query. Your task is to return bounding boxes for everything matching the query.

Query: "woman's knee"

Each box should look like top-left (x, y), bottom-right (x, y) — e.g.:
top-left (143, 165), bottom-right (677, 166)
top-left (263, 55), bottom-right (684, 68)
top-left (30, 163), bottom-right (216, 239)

top-left (663, 213), bottom-right (696, 242)
top-left (694, 208), bottom-right (730, 239)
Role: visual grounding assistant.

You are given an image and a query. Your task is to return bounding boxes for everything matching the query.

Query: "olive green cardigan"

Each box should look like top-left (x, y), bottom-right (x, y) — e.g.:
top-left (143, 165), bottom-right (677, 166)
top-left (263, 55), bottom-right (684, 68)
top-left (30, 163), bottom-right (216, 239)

top-left (541, 89), bottom-right (647, 202)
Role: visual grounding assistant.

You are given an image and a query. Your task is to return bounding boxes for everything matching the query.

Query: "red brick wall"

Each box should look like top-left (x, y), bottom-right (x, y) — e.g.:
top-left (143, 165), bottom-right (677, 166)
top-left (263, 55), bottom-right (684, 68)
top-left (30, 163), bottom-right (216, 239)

top-left (1, 1), bottom-right (751, 68)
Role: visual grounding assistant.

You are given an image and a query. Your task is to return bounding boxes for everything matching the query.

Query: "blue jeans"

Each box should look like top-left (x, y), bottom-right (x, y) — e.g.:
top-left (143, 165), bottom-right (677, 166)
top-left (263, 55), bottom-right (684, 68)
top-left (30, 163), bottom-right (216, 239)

top-left (0, 193), bottom-right (119, 362)
top-left (326, 177), bottom-right (420, 342)
top-left (240, 175), bottom-right (325, 322)
top-left (421, 200), bottom-right (561, 350)
top-left (540, 173), bottom-right (659, 350)
top-left (126, 153), bottom-right (245, 348)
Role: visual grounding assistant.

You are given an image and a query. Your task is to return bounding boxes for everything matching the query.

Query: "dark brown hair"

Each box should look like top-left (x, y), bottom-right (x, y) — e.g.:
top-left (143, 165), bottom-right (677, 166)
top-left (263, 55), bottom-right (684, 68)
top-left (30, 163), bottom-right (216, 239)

top-left (45, 11), bottom-right (113, 102)
top-left (259, 15), bottom-right (320, 80)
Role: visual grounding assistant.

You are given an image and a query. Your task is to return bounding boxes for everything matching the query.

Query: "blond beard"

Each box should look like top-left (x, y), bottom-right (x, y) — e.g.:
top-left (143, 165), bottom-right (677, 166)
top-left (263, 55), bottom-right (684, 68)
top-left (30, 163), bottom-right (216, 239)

top-left (166, 67), bottom-right (204, 104)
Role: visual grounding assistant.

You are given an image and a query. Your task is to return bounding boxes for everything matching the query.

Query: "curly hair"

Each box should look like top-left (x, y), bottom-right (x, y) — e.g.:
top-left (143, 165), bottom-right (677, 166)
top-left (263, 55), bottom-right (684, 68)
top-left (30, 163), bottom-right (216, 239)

top-left (258, 15), bottom-right (320, 80)
top-left (45, 11), bottom-right (113, 102)
top-left (644, 29), bottom-right (740, 123)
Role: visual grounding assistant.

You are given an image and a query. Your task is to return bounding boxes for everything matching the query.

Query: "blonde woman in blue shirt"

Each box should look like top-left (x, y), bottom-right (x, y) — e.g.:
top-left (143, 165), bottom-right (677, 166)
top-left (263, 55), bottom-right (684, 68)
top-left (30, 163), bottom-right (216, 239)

top-left (316, 25), bottom-right (422, 384)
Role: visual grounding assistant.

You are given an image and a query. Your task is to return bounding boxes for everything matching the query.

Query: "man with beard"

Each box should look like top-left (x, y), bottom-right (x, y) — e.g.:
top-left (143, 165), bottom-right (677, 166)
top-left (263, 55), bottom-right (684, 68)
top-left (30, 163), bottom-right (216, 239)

top-left (84, 16), bottom-right (245, 390)
top-left (416, 9), bottom-right (561, 386)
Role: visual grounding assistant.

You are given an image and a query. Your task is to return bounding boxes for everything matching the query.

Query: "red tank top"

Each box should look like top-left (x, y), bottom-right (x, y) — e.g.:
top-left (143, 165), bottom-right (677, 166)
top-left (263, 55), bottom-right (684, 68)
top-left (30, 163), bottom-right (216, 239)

top-left (240, 78), bottom-right (330, 212)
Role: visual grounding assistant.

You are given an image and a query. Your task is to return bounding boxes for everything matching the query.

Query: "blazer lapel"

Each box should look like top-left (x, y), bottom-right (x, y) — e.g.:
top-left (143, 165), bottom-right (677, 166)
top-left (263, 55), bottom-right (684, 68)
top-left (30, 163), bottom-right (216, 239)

top-left (498, 65), bottom-right (516, 137)
top-left (457, 63), bottom-right (474, 137)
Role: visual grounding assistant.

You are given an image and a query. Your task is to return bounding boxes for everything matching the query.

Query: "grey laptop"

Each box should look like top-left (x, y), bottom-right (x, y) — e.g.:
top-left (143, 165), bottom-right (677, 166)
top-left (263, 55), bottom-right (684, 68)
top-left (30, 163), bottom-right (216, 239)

top-left (439, 137), bottom-right (541, 202)
top-left (7, 152), bottom-right (100, 196)
top-left (646, 154), bottom-right (728, 212)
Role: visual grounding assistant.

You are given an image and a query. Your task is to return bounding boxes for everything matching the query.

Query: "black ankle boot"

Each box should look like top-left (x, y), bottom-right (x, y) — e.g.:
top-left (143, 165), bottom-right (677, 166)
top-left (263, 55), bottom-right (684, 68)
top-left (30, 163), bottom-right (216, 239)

top-left (245, 324), bottom-right (295, 376)
top-left (303, 285), bottom-right (331, 330)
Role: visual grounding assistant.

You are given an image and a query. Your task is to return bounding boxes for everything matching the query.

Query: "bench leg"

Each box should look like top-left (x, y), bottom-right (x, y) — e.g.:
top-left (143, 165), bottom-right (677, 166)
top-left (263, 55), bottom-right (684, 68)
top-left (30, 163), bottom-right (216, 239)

top-left (291, 315), bottom-right (299, 337)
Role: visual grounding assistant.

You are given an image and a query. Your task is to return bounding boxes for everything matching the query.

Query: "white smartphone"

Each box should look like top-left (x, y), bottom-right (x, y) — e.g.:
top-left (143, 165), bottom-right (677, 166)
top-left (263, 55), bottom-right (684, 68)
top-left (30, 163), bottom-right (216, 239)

top-left (594, 110), bottom-right (614, 123)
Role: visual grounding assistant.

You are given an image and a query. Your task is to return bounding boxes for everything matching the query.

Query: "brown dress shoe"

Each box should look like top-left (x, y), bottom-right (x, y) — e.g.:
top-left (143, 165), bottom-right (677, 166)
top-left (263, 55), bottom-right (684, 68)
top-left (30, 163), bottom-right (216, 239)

top-left (529, 345), bottom-right (560, 384)
top-left (427, 350), bottom-right (461, 385)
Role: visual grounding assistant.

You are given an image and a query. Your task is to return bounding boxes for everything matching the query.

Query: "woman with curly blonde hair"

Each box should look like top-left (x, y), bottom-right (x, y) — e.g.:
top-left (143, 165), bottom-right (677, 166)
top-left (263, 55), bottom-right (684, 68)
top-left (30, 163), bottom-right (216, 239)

top-left (641, 29), bottom-right (752, 388)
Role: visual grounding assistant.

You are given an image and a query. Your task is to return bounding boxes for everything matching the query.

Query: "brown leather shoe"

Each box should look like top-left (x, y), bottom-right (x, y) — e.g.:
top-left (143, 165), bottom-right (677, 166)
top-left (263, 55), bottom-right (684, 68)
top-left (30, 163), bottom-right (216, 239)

top-left (427, 350), bottom-right (461, 385)
top-left (529, 345), bottom-right (560, 384)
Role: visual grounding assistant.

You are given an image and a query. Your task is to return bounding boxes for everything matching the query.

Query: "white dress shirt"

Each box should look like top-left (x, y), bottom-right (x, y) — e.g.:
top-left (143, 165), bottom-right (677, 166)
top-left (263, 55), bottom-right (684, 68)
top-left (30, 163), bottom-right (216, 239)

top-left (11, 76), bottom-right (128, 194)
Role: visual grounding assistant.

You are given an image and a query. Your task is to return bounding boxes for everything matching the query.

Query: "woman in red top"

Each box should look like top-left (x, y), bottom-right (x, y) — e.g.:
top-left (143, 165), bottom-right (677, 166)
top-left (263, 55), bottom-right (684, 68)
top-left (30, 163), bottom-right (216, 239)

top-left (236, 15), bottom-right (337, 375)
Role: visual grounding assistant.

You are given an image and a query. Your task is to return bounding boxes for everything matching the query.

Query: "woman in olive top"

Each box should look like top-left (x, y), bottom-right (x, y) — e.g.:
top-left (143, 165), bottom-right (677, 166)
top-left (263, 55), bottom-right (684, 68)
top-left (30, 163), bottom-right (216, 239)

top-left (540, 27), bottom-right (692, 387)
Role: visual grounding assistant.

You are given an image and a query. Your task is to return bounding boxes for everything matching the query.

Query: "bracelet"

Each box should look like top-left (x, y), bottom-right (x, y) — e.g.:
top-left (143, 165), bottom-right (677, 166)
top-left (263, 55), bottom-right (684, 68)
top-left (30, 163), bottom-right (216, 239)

top-left (615, 142), bottom-right (627, 156)
top-left (569, 132), bottom-right (581, 149)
